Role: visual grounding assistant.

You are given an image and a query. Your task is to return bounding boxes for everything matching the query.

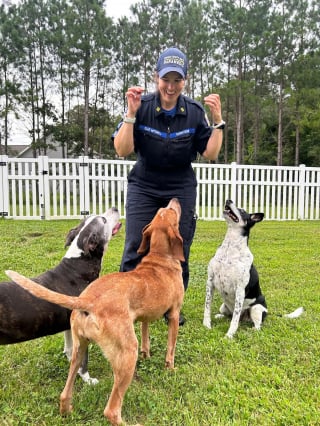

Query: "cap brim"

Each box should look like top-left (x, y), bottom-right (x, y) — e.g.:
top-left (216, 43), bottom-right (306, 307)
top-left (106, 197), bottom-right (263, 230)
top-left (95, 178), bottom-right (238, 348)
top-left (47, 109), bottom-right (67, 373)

top-left (158, 66), bottom-right (185, 79)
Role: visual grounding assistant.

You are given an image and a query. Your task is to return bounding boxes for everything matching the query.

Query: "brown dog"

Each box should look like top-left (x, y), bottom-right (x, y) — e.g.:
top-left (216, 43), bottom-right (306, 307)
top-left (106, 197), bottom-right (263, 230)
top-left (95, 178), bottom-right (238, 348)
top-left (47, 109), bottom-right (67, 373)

top-left (6, 198), bottom-right (185, 426)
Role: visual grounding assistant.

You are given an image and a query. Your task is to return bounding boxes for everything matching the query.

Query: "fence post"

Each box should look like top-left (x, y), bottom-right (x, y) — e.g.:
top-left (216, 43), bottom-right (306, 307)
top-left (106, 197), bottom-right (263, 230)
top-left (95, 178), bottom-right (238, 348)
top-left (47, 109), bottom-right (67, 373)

top-left (79, 156), bottom-right (90, 216)
top-left (38, 156), bottom-right (50, 219)
top-left (0, 155), bottom-right (9, 217)
top-left (298, 164), bottom-right (306, 220)
top-left (230, 161), bottom-right (237, 202)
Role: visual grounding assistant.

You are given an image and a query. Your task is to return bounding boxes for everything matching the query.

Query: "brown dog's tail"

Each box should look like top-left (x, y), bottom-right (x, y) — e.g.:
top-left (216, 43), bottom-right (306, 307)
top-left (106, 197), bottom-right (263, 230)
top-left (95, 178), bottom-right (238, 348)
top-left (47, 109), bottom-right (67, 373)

top-left (5, 270), bottom-right (88, 311)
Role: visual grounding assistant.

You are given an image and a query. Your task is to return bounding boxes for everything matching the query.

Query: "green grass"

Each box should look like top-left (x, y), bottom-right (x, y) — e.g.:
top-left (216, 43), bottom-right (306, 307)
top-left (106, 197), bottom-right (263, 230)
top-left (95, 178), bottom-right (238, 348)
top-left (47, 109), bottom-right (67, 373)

top-left (0, 218), bottom-right (319, 425)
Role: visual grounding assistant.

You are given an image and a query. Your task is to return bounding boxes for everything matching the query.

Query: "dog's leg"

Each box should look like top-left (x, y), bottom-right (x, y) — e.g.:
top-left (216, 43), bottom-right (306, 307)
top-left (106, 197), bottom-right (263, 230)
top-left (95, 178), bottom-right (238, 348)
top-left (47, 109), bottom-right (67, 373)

top-left (165, 309), bottom-right (180, 369)
top-left (215, 303), bottom-right (232, 319)
top-left (140, 321), bottom-right (150, 358)
top-left (64, 330), bottom-right (98, 385)
top-left (103, 327), bottom-right (138, 425)
top-left (63, 330), bottom-right (73, 361)
top-left (60, 332), bottom-right (89, 415)
top-left (203, 273), bottom-right (214, 329)
top-left (226, 287), bottom-right (245, 339)
top-left (250, 304), bottom-right (268, 330)
top-left (78, 349), bottom-right (99, 385)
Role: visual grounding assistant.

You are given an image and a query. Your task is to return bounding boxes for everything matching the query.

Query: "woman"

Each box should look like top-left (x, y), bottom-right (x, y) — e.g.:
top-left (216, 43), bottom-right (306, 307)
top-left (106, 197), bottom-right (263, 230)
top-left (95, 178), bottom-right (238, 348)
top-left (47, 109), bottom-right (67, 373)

top-left (113, 47), bottom-right (224, 325)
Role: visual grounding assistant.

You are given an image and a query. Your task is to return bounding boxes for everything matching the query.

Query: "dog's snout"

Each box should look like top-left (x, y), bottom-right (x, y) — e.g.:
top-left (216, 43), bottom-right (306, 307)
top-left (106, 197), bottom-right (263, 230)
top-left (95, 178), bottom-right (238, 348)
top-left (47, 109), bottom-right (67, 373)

top-left (167, 198), bottom-right (181, 217)
top-left (171, 197), bottom-right (180, 204)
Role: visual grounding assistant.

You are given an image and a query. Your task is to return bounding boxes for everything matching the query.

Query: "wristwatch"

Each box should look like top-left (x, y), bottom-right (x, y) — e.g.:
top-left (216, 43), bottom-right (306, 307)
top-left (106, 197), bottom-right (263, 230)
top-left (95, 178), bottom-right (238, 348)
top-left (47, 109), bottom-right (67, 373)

top-left (123, 116), bottom-right (136, 124)
top-left (213, 120), bottom-right (225, 130)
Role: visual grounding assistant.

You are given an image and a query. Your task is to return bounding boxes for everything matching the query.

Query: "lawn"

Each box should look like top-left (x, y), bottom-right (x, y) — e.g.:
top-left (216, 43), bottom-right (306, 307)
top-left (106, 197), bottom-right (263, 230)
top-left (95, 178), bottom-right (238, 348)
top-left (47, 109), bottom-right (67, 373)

top-left (0, 217), bottom-right (319, 426)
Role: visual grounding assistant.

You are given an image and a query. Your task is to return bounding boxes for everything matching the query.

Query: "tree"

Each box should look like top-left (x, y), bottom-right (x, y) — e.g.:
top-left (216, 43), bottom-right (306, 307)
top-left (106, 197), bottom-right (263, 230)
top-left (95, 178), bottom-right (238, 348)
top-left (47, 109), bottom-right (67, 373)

top-left (51, 103), bottom-right (117, 157)
top-left (67, 0), bottom-right (113, 156)
top-left (17, 0), bottom-right (59, 155)
top-left (0, 4), bottom-right (24, 151)
top-left (284, 0), bottom-right (320, 165)
top-left (3, 0), bottom-right (320, 166)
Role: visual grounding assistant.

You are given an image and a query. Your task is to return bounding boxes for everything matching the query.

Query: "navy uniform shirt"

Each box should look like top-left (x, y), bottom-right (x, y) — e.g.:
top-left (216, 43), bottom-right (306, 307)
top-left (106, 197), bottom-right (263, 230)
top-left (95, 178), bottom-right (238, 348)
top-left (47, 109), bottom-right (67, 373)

top-left (116, 92), bottom-right (213, 192)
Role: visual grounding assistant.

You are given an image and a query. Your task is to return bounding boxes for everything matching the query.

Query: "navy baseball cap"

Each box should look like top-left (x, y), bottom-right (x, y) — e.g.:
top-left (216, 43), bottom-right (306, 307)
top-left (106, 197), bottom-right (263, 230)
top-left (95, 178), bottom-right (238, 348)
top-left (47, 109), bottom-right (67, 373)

top-left (156, 47), bottom-right (188, 79)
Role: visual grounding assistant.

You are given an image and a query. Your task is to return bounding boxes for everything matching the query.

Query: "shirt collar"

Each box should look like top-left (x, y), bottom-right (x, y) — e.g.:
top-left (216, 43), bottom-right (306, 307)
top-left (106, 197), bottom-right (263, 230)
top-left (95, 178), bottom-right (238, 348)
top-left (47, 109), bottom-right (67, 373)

top-left (154, 93), bottom-right (187, 117)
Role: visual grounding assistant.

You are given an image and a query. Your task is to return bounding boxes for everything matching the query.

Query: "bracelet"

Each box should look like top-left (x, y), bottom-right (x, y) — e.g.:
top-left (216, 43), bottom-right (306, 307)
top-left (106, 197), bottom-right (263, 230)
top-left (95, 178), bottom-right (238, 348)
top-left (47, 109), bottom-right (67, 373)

top-left (123, 116), bottom-right (136, 124)
top-left (213, 120), bottom-right (225, 130)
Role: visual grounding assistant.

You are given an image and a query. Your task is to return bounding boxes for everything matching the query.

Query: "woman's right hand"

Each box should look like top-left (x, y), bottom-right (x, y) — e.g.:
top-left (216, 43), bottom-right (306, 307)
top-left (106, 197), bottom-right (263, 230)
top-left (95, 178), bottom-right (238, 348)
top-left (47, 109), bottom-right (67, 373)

top-left (114, 86), bottom-right (144, 157)
top-left (126, 86), bottom-right (144, 116)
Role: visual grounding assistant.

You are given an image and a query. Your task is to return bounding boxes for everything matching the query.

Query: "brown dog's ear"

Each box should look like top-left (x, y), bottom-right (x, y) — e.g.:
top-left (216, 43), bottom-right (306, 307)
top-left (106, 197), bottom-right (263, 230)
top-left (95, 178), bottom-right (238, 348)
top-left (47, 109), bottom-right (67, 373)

top-left (168, 225), bottom-right (185, 261)
top-left (137, 223), bottom-right (152, 254)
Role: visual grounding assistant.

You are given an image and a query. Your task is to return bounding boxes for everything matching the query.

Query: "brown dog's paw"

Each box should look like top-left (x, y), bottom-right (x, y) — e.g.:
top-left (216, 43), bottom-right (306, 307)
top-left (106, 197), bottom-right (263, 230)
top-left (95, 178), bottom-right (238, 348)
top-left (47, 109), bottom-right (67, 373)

top-left (60, 398), bottom-right (73, 416)
top-left (164, 361), bottom-right (176, 370)
top-left (140, 350), bottom-right (150, 359)
top-left (60, 403), bottom-right (73, 415)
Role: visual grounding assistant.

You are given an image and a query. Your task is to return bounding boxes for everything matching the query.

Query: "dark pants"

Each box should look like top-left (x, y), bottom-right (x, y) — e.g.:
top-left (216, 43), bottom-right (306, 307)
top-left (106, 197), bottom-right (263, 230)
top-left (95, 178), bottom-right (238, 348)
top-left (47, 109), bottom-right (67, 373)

top-left (120, 183), bottom-right (197, 290)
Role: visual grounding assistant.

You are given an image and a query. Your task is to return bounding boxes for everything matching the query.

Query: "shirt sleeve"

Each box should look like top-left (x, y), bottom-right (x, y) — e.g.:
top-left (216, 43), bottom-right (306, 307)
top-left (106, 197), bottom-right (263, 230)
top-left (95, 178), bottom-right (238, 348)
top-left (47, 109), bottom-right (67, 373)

top-left (111, 120), bottom-right (123, 141)
top-left (195, 110), bottom-right (213, 156)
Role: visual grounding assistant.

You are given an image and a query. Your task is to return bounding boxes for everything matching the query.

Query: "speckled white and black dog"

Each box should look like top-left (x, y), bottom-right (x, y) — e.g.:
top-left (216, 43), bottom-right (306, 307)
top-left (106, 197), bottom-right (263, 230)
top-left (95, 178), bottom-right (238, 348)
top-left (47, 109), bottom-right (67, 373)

top-left (203, 200), bottom-right (267, 338)
top-left (0, 208), bottom-right (121, 383)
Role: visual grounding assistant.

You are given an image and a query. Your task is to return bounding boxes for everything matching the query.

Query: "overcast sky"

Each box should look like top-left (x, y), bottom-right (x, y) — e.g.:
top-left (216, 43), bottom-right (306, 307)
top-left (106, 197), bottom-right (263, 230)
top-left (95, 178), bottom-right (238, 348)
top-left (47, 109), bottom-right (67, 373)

top-left (1, 0), bottom-right (138, 18)
top-left (106, 0), bottom-right (138, 20)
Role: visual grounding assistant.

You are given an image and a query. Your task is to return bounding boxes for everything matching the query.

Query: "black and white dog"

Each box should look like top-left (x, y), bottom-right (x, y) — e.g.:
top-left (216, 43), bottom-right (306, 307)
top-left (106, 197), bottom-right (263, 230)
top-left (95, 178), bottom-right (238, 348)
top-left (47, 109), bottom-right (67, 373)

top-left (0, 208), bottom-right (121, 382)
top-left (203, 200), bottom-right (268, 339)
top-left (203, 200), bottom-right (303, 338)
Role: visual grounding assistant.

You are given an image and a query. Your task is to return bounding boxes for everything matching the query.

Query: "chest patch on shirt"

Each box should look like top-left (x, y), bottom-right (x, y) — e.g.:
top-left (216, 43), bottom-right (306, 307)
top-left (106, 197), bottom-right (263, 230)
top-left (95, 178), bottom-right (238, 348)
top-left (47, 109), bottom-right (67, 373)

top-left (138, 124), bottom-right (195, 139)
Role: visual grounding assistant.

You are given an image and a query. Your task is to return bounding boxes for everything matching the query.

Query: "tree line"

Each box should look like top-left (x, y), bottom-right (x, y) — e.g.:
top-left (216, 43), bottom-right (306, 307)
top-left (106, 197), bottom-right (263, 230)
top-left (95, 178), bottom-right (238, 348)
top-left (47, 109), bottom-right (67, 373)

top-left (1, 0), bottom-right (320, 166)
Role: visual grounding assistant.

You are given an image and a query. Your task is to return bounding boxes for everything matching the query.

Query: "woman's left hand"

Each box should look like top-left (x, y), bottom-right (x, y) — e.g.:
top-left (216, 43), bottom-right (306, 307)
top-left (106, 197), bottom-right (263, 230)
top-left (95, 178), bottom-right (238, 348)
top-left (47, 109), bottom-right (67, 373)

top-left (204, 94), bottom-right (222, 123)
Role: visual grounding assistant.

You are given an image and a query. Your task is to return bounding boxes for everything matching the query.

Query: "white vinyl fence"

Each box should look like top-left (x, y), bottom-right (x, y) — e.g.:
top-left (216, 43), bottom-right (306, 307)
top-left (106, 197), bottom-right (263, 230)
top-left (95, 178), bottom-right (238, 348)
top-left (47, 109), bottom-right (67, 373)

top-left (0, 155), bottom-right (319, 221)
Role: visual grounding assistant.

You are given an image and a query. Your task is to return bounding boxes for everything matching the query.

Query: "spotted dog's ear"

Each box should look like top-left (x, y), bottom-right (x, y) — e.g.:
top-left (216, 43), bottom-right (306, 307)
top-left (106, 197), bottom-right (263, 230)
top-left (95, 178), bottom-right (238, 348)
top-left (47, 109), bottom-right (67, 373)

top-left (250, 213), bottom-right (264, 223)
top-left (65, 219), bottom-right (87, 247)
top-left (137, 223), bottom-right (152, 254)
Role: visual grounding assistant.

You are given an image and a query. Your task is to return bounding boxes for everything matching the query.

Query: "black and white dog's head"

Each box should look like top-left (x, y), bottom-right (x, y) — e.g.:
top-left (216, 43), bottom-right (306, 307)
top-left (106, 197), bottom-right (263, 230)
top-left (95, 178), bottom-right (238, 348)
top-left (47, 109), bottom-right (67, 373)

top-left (64, 207), bottom-right (121, 259)
top-left (223, 199), bottom-right (264, 237)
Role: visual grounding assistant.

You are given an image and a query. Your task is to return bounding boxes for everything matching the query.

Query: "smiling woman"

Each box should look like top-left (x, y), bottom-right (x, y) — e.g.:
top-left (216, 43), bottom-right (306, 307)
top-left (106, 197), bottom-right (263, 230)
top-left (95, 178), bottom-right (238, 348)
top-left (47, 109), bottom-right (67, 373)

top-left (113, 47), bottom-right (224, 327)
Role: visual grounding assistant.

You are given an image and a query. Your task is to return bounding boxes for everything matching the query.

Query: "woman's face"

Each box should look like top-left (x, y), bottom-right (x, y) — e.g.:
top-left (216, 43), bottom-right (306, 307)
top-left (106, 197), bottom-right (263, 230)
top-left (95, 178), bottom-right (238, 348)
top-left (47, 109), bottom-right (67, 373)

top-left (157, 71), bottom-right (185, 109)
